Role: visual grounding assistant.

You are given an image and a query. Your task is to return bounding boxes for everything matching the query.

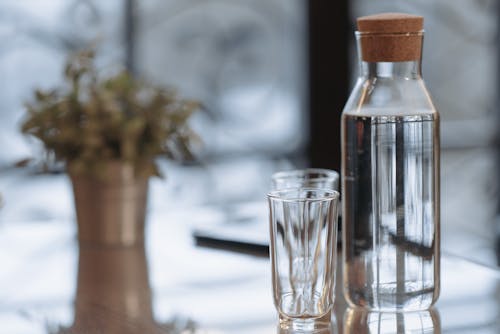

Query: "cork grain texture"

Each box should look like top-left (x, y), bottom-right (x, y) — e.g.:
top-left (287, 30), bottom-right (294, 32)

top-left (357, 13), bottom-right (424, 62)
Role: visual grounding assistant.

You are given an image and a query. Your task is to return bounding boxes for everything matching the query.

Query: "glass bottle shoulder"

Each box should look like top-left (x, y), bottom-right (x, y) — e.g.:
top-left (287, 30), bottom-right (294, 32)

top-left (342, 76), bottom-right (438, 121)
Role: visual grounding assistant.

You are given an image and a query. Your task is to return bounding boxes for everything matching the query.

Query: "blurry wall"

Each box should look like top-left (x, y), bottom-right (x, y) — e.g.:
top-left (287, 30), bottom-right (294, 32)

top-left (136, 0), bottom-right (307, 159)
top-left (0, 0), bottom-right (308, 217)
top-left (0, 0), bottom-right (307, 164)
top-left (0, 0), bottom-right (123, 164)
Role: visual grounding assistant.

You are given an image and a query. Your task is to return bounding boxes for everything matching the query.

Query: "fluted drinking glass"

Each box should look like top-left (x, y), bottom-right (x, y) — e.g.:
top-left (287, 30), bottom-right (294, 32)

top-left (268, 188), bottom-right (340, 331)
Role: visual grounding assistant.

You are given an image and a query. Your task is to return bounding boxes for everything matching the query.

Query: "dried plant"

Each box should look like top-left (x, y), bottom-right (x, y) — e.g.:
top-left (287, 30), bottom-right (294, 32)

top-left (21, 49), bottom-right (199, 178)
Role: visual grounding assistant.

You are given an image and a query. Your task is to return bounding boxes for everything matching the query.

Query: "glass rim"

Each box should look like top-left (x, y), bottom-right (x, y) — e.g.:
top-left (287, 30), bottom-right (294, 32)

top-left (267, 187), bottom-right (340, 202)
top-left (271, 168), bottom-right (339, 182)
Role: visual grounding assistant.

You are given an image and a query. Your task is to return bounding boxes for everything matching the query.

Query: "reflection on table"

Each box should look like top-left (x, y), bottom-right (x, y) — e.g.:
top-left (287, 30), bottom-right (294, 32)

top-left (0, 208), bottom-right (499, 333)
top-left (344, 307), bottom-right (440, 334)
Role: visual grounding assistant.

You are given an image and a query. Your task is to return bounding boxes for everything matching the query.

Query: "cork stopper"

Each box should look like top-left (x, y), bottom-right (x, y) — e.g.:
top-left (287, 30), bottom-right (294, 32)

top-left (357, 13), bottom-right (424, 62)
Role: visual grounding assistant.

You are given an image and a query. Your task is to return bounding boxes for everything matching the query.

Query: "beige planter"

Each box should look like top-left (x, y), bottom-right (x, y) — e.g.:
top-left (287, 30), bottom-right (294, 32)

top-left (70, 161), bottom-right (148, 246)
top-left (69, 245), bottom-right (154, 332)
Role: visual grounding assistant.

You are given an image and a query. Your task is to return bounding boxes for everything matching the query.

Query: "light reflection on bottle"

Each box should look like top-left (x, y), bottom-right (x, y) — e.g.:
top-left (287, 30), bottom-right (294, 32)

top-left (344, 307), bottom-right (440, 334)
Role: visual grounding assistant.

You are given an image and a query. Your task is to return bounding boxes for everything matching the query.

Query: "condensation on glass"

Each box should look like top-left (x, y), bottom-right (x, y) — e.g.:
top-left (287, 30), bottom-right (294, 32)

top-left (341, 13), bottom-right (440, 311)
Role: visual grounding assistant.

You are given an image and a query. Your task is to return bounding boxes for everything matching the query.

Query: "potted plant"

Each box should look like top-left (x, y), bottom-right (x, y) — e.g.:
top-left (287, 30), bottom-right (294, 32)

top-left (21, 49), bottom-right (198, 246)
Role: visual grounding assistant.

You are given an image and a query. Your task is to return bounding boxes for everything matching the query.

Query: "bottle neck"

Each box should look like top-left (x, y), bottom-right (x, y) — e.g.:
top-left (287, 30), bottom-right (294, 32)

top-left (355, 31), bottom-right (424, 80)
top-left (360, 60), bottom-right (422, 80)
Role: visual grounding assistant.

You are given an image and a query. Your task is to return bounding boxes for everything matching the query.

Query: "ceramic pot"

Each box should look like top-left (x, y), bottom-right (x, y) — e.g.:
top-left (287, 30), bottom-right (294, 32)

top-left (70, 161), bottom-right (148, 246)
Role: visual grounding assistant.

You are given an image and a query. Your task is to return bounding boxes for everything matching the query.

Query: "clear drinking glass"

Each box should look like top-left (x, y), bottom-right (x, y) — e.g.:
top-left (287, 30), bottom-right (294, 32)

top-left (271, 168), bottom-right (339, 191)
top-left (343, 307), bottom-right (440, 334)
top-left (268, 188), bottom-right (340, 331)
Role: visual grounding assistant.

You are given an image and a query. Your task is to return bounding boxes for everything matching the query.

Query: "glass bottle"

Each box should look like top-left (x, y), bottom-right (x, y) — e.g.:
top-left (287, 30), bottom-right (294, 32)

top-left (341, 13), bottom-right (440, 311)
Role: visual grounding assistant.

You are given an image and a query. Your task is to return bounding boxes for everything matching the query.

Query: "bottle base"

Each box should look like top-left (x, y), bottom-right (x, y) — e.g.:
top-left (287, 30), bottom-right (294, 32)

top-left (345, 287), bottom-right (437, 312)
top-left (279, 311), bottom-right (332, 332)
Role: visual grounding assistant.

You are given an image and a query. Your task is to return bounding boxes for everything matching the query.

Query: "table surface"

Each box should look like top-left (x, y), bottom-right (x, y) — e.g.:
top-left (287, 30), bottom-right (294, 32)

top-left (1, 207), bottom-right (499, 334)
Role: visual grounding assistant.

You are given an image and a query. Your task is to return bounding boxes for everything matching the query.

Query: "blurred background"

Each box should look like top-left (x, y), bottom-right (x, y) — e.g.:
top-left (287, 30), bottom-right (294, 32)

top-left (0, 0), bottom-right (499, 331)
top-left (1, 0), bottom-right (499, 259)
